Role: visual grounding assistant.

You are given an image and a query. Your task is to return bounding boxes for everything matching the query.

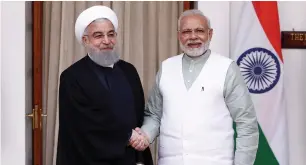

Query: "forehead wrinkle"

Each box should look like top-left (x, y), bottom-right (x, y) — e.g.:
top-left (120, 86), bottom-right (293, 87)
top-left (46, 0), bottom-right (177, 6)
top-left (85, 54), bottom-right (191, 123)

top-left (181, 24), bottom-right (206, 32)
top-left (92, 29), bottom-right (115, 35)
top-left (181, 25), bottom-right (205, 31)
top-left (86, 20), bottom-right (115, 34)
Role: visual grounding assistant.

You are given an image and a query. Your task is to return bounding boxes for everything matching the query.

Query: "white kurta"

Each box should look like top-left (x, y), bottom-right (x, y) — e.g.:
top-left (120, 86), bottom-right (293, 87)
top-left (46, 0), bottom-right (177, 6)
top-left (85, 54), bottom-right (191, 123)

top-left (158, 53), bottom-right (234, 165)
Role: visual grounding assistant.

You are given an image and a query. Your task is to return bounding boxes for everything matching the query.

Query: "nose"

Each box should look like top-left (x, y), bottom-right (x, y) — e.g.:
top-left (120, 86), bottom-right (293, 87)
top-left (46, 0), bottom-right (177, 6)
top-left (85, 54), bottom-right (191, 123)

top-left (190, 31), bottom-right (198, 39)
top-left (102, 35), bottom-right (111, 44)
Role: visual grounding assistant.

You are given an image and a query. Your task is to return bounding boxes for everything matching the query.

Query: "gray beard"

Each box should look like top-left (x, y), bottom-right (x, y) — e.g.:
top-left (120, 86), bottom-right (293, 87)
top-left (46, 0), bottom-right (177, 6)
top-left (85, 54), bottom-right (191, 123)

top-left (88, 49), bottom-right (120, 67)
top-left (180, 40), bottom-right (210, 57)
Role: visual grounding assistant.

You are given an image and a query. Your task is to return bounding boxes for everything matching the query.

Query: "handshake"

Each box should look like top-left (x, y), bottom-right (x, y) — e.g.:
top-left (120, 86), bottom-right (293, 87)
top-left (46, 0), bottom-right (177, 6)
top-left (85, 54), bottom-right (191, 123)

top-left (128, 127), bottom-right (150, 151)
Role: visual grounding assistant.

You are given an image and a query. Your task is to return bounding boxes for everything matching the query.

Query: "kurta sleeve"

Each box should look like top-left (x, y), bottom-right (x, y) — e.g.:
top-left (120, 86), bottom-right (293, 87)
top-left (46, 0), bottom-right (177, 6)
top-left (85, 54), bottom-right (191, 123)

top-left (141, 65), bottom-right (163, 143)
top-left (223, 62), bottom-right (259, 165)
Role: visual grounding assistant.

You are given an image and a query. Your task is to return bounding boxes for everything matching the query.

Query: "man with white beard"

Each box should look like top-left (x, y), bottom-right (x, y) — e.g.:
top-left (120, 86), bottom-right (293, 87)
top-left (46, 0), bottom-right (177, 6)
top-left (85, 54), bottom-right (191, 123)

top-left (131, 9), bottom-right (259, 165)
top-left (57, 5), bottom-right (153, 165)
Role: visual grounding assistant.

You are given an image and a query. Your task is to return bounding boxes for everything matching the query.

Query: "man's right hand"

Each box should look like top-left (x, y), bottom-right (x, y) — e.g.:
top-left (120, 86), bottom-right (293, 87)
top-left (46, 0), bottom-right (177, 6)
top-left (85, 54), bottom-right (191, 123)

top-left (129, 128), bottom-right (150, 151)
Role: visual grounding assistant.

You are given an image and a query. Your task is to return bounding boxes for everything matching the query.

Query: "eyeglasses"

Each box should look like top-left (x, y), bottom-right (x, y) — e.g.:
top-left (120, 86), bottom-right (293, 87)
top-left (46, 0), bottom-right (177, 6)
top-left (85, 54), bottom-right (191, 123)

top-left (179, 28), bottom-right (210, 37)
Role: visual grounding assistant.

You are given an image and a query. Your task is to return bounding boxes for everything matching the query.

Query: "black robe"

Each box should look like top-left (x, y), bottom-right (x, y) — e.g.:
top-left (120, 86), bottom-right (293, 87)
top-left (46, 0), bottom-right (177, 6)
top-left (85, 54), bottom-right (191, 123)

top-left (57, 55), bottom-right (153, 165)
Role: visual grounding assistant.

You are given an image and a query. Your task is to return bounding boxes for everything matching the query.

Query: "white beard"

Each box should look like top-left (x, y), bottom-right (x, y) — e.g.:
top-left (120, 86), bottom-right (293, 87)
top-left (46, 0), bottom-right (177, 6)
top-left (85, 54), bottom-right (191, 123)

top-left (87, 45), bottom-right (120, 67)
top-left (180, 40), bottom-right (210, 57)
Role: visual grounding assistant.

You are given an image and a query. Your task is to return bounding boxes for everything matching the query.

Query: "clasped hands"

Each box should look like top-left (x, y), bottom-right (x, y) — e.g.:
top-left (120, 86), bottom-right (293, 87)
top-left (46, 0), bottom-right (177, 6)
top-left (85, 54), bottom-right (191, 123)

top-left (129, 127), bottom-right (150, 151)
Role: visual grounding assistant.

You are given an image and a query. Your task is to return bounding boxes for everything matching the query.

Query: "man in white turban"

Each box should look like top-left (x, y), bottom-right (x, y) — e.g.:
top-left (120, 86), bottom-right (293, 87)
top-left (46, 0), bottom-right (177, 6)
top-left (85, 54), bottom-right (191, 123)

top-left (57, 5), bottom-right (153, 165)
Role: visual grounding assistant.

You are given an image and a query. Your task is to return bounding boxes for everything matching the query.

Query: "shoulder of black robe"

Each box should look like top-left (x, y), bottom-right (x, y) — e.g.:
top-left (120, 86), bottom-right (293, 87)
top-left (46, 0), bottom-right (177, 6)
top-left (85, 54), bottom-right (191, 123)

top-left (116, 60), bottom-right (154, 165)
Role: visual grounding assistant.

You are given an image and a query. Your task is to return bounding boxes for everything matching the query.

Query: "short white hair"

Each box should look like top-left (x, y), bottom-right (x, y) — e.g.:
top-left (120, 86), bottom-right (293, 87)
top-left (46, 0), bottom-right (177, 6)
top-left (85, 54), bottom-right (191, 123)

top-left (178, 9), bottom-right (211, 30)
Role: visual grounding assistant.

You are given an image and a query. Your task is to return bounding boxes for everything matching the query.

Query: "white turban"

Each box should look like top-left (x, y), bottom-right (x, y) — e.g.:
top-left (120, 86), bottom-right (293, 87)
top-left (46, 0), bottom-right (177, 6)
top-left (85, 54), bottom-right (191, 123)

top-left (74, 5), bottom-right (118, 44)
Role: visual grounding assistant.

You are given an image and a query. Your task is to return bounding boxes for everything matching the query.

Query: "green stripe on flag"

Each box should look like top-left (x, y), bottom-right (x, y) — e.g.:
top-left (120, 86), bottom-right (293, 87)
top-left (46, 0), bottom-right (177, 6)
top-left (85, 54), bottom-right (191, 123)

top-left (233, 123), bottom-right (278, 164)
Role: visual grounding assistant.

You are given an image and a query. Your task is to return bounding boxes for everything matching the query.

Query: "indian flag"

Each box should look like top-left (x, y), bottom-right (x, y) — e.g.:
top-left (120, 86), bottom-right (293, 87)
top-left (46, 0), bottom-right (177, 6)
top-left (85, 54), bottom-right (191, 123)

top-left (230, 1), bottom-right (288, 165)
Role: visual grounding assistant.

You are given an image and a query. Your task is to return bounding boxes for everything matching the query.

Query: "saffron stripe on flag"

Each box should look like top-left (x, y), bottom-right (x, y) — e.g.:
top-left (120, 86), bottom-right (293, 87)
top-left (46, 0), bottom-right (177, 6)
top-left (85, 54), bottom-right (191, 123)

top-left (252, 1), bottom-right (283, 62)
